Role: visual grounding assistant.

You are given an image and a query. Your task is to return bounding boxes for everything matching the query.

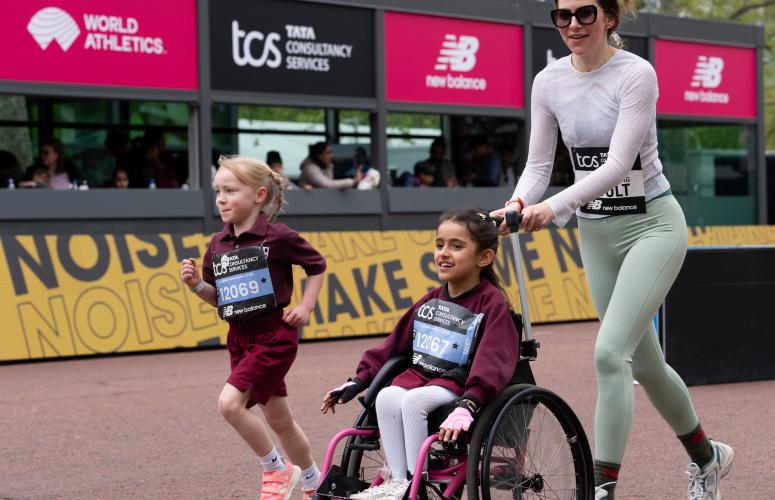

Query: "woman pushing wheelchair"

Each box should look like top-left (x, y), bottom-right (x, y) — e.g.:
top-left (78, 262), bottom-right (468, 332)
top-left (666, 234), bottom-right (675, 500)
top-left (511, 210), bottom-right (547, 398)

top-left (320, 208), bottom-right (519, 500)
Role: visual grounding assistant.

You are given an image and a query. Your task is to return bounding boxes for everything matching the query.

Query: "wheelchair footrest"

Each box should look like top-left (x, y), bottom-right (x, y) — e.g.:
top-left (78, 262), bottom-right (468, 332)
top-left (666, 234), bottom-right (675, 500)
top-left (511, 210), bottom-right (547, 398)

top-left (314, 465), bottom-right (370, 499)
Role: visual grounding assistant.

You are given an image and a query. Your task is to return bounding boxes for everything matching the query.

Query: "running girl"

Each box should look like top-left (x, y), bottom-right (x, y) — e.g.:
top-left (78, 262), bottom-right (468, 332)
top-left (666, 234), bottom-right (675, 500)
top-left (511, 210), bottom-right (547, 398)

top-left (180, 155), bottom-right (326, 500)
top-left (321, 208), bottom-right (519, 500)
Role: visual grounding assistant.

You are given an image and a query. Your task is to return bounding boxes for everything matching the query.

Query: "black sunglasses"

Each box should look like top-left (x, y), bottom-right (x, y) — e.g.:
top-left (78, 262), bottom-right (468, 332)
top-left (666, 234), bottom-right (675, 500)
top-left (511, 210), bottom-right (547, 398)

top-left (550, 5), bottom-right (600, 28)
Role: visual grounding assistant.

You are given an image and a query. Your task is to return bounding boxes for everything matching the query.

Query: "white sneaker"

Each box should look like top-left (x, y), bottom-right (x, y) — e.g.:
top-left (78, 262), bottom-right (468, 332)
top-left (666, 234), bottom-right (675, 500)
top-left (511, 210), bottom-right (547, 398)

top-left (349, 479), bottom-right (408, 500)
top-left (382, 479), bottom-right (410, 500)
top-left (686, 440), bottom-right (734, 500)
top-left (595, 482), bottom-right (615, 499)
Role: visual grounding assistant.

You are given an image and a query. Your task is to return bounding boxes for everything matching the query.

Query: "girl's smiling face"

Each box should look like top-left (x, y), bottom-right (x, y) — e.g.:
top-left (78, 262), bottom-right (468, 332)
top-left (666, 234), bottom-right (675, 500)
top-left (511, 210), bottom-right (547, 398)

top-left (434, 220), bottom-right (493, 293)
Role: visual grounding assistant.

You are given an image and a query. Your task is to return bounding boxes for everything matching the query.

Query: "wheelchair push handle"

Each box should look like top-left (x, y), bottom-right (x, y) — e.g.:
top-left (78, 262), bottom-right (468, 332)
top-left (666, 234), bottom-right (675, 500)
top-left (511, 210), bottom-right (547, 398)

top-left (490, 210), bottom-right (522, 234)
top-left (491, 209), bottom-right (534, 343)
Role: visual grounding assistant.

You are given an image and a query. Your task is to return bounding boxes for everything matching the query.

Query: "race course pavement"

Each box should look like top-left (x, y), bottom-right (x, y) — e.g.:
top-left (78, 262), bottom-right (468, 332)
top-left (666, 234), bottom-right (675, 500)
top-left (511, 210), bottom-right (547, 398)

top-left (0, 321), bottom-right (768, 499)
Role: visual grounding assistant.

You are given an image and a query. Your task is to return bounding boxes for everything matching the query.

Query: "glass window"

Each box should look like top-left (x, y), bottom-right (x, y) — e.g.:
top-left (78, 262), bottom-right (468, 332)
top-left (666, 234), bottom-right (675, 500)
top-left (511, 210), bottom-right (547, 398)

top-left (338, 110), bottom-right (370, 137)
top-left (129, 101), bottom-right (188, 127)
top-left (0, 127), bottom-right (37, 171)
top-left (0, 95), bottom-right (35, 122)
top-left (212, 105), bottom-right (329, 180)
top-left (0, 95), bottom-right (191, 189)
top-left (213, 131), bottom-right (326, 180)
top-left (53, 99), bottom-right (108, 125)
top-left (658, 122), bottom-right (755, 225)
top-left (214, 105), bottom-right (325, 133)
top-left (386, 113), bottom-right (443, 184)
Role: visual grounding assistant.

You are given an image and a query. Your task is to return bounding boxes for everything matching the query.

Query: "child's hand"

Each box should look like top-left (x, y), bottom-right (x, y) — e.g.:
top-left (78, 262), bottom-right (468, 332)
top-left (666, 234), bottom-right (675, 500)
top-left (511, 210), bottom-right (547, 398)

top-left (438, 407), bottom-right (474, 442)
top-left (180, 258), bottom-right (201, 288)
top-left (320, 379), bottom-right (364, 414)
top-left (283, 305), bottom-right (311, 328)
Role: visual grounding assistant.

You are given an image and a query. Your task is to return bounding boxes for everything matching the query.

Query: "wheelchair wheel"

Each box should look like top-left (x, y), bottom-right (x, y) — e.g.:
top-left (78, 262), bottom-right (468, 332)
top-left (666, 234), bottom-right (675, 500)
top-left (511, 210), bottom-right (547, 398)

top-left (466, 384), bottom-right (593, 499)
top-left (343, 409), bottom-right (385, 486)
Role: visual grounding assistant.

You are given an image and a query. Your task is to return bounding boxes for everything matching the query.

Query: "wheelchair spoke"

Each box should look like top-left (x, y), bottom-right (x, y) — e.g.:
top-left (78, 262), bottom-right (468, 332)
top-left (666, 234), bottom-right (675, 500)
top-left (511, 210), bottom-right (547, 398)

top-left (482, 392), bottom-right (586, 499)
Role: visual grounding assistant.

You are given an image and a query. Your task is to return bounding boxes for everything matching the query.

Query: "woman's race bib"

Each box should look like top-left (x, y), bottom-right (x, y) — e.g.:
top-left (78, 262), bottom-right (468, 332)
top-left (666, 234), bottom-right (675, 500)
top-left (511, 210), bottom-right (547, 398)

top-left (213, 247), bottom-right (276, 320)
top-left (571, 147), bottom-right (646, 216)
top-left (412, 299), bottom-right (484, 377)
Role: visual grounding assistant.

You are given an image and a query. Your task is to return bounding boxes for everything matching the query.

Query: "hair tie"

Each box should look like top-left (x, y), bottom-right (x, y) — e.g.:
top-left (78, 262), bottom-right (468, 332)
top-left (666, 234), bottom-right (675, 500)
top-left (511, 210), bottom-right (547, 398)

top-left (608, 32), bottom-right (622, 48)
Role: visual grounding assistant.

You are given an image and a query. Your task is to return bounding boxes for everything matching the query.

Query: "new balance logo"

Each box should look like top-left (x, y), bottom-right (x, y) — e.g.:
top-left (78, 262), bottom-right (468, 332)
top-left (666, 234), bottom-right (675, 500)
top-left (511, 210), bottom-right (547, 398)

top-left (27, 7), bottom-right (81, 52)
top-left (434, 35), bottom-right (479, 72)
top-left (586, 200), bottom-right (603, 211)
top-left (690, 56), bottom-right (724, 89)
top-left (412, 353), bottom-right (422, 364)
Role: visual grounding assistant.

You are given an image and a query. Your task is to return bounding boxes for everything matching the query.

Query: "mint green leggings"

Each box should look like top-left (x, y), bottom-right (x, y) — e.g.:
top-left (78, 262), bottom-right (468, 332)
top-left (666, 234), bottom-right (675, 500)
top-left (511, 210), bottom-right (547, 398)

top-left (579, 195), bottom-right (700, 464)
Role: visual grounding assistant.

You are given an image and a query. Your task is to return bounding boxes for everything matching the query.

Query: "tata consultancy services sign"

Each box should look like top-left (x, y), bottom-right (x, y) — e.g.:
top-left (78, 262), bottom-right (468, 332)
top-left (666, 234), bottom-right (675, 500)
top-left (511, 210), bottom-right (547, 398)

top-left (385, 12), bottom-right (523, 108)
top-left (655, 39), bottom-right (756, 119)
top-left (210, 0), bottom-right (374, 97)
top-left (1, 1), bottom-right (198, 90)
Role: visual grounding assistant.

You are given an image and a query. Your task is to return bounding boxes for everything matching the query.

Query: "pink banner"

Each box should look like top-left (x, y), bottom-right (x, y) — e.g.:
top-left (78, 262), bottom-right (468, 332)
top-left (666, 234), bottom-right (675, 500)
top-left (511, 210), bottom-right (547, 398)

top-left (1, 0), bottom-right (198, 90)
top-left (385, 12), bottom-right (523, 108)
top-left (655, 39), bottom-right (756, 119)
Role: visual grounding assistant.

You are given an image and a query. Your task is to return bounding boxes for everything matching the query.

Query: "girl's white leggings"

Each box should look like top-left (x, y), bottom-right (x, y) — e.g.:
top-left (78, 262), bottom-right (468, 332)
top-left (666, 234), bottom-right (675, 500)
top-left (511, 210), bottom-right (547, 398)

top-left (375, 385), bottom-right (457, 481)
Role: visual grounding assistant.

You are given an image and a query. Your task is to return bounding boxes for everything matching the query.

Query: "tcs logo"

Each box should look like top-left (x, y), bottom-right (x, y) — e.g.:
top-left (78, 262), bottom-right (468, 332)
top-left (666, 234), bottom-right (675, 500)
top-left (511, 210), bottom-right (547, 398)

top-left (417, 304), bottom-right (435, 320)
top-left (691, 56), bottom-right (724, 89)
top-left (231, 20), bottom-right (282, 68)
top-left (574, 152), bottom-right (603, 169)
top-left (434, 34), bottom-right (479, 72)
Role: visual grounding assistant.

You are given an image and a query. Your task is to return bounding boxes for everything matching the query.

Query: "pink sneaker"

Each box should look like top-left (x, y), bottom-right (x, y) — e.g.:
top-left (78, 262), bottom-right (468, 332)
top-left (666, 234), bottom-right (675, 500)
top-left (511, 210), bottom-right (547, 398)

top-left (302, 488), bottom-right (316, 500)
top-left (260, 463), bottom-right (301, 500)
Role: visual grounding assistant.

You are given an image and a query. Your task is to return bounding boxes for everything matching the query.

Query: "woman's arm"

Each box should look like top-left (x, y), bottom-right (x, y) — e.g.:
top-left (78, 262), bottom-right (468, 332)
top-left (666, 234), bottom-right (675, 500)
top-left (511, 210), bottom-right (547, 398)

top-left (512, 71), bottom-right (560, 207)
top-left (302, 162), bottom-right (357, 190)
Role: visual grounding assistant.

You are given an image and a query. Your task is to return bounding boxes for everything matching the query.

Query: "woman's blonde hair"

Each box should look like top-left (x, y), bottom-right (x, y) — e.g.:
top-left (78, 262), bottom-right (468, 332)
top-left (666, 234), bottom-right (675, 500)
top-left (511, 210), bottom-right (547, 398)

top-left (217, 155), bottom-right (286, 222)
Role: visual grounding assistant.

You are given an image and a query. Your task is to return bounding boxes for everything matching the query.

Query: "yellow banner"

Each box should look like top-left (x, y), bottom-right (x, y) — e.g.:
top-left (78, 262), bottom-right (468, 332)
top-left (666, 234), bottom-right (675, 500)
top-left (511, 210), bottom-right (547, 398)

top-left (1, 226), bottom-right (773, 361)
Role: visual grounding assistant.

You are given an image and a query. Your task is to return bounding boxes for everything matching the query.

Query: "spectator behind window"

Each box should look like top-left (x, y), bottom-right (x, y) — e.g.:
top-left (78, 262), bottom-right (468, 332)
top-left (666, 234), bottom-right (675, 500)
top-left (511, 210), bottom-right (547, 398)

top-left (19, 165), bottom-right (51, 189)
top-left (499, 145), bottom-right (517, 187)
top-left (464, 135), bottom-right (500, 187)
top-left (0, 150), bottom-right (23, 187)
top-left (398, 161), bottom-right (436, 187)
top-left (414, 137), bottom-right (458, 187)
top-left (23, 137), bottom-right (80, 190)
top-left (127, 130), bottom-right (179, 188)
top-left (297, 141), bottom-right (362, 190)
top-left (266, 150), bottom-right (298, 190)
top-left (111, 166), bottom-right (130, 189)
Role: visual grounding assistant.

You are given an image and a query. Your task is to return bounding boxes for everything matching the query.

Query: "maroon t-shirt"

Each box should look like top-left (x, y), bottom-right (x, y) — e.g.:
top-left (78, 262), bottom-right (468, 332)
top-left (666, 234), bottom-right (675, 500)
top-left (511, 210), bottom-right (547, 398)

top-left (203, 213), bottom-right (326, 335)
top-left (355, 280), bottom-right (519, 407)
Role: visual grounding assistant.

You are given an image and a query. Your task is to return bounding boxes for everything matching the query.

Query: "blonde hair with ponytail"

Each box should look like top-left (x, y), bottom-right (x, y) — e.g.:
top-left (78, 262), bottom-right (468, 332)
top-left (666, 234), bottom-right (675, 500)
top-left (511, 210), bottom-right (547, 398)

top-left (217, 155), bottom-right (286, 223)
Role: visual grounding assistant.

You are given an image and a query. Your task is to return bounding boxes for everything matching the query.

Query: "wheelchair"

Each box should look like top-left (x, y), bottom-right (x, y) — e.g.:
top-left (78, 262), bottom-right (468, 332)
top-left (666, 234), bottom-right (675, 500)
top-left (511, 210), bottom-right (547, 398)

top-left (313, 212), bottom-right (594, 499)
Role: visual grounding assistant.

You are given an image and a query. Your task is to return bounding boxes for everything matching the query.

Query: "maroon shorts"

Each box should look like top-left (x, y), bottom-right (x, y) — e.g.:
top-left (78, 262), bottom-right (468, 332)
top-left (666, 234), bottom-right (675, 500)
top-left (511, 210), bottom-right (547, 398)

top-left (225, 318), bottom-right (298, 407)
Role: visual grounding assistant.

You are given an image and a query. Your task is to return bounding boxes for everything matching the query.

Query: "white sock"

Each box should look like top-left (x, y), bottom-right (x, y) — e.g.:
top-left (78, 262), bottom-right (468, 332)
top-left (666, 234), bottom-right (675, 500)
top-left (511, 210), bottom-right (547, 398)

top-left (300, 463), bottom-right (321, 491)
top-left (259, 447), bottom-right (285, 471)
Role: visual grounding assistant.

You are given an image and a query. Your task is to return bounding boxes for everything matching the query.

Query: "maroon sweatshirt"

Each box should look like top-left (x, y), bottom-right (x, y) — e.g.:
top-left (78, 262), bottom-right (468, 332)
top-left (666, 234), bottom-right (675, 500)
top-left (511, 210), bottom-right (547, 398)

top-left (355, 280), bottom-right (519, 407)
top-left (202, 212), bottom-right (326, 335)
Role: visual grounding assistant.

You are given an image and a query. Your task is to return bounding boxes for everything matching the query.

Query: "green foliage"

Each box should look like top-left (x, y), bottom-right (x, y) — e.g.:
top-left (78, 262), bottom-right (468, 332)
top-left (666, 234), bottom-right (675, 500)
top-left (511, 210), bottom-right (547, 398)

top-left (238, 106), bottom-right (324, 124)
top-left (386, 113), bottom-right (442, 135)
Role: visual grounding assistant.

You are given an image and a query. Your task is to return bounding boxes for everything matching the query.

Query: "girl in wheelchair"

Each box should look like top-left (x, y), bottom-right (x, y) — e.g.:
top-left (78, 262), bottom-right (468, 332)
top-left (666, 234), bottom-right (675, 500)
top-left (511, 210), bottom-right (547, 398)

top-left (321, 208), bottom-right (519, 499)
